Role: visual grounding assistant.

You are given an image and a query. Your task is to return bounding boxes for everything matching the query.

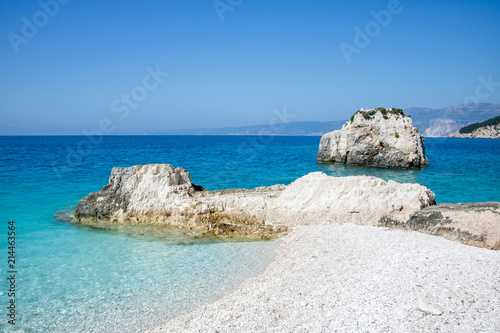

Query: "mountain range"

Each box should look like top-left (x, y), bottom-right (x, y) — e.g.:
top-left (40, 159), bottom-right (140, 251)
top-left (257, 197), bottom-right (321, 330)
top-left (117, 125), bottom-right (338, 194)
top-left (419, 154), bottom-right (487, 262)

top-left (155, 103), bottom-right (500, 137)
top-left (406, 103), bottom-right (500, 137)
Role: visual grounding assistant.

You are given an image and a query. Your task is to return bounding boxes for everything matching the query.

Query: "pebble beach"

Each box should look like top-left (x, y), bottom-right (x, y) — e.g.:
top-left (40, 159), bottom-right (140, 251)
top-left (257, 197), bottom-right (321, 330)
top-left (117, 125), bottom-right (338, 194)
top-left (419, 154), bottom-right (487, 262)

top-left (151, 223), bottom-right (500, 332)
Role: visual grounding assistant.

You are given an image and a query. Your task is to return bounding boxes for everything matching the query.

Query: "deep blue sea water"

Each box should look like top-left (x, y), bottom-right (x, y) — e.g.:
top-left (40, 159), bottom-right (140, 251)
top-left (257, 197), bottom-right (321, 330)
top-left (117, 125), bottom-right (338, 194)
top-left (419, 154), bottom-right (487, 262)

top-left (0, 135), bottom-right (499, 332)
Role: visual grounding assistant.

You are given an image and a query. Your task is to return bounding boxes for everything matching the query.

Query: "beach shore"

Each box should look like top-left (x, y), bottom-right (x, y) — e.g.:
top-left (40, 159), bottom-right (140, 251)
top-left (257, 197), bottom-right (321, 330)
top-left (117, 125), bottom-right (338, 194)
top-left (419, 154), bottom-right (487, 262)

top-left (149, 223), bottom-right (500, 332)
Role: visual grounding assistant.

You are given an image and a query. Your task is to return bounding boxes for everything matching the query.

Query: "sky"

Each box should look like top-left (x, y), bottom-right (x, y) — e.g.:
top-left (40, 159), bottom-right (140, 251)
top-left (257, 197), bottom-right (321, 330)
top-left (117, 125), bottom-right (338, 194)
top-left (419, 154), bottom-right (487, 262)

top-left (1, 0), bottom-right (499, 135)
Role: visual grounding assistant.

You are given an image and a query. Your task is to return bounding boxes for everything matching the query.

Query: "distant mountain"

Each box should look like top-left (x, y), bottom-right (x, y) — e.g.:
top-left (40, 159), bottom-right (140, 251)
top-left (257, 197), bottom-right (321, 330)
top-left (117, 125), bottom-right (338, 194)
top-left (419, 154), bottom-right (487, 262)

top-left (405, 103), bottom-right (500, 137)
top-left (154, 103), bottom-right (500, 137)
top-left (154, 120), bottom-right (346, 136)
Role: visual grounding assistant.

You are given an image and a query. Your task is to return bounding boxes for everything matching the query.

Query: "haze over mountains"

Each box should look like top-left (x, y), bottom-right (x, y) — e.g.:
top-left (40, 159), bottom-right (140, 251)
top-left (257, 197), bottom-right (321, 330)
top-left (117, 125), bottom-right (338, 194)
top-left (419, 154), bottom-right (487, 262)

top-left (406, 104), bottom-right (500, 137)
top-left (2, 104), bottom-right (498, 137)
top-left (155, 103), bottom-right (500, 137)
top-left (154, 120), bottom-right (347, 136)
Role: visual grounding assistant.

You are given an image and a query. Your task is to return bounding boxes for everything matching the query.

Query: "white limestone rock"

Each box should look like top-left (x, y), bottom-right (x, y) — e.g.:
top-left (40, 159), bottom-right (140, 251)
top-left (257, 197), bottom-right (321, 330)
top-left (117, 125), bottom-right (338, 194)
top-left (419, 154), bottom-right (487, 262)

top-left (74, 164), bottom-right (200, 222)
top-left (74, 164), bottom-right (435, 238)
top-left (274, 172), bottom-right (433, 212)
top-left (265, 172), bottom-right (435, 227)
top-left (73, 164), bottom-right (499, 248)
top-left (317, 108), bottom-right (429, 168)
top-left (74, 164), bottom-right (286, 238)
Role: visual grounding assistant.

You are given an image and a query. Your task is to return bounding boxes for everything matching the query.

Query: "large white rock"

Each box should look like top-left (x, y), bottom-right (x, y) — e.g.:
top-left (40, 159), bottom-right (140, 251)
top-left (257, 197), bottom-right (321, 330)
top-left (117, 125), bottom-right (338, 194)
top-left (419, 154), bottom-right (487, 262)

top-left (317, 109), bottom-right (429, 168)
top-left (73, 164), bottom-right (499, 248)
top-left (273, 172), bottom-right (432, 212)
top-left (74, 164), bottom-right (435, 238)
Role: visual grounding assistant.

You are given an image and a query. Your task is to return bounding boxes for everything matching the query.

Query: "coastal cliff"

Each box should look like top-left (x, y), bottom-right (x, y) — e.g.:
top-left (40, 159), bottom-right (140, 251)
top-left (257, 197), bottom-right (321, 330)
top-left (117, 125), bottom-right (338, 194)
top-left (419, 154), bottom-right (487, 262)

top-left (317, 108), bottom-right (428, 168)
top-left (450, 115), bottom-right (500, 139)
top-left (74, 164), bottom-right (435, 239)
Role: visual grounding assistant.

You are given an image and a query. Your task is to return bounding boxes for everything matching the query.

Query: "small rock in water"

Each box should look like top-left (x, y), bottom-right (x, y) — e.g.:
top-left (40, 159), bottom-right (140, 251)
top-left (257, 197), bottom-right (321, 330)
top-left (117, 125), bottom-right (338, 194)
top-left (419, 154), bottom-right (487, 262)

top-left (317, 108), bottom-right (428, 168)
top-left (54, 209), bottom-right (74, 222)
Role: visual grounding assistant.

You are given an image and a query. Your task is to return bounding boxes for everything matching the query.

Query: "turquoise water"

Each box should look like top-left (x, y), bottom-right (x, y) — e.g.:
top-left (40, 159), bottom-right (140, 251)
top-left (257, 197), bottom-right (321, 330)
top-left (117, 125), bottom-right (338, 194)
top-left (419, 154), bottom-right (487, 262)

top-left (0, 135), bottom-right (499, 332)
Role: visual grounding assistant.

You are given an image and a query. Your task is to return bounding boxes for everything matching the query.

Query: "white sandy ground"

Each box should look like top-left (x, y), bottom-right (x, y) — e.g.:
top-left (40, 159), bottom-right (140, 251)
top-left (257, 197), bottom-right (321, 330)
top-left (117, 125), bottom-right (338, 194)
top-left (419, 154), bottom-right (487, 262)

top-left (149, 223), bottom-right (500, 333)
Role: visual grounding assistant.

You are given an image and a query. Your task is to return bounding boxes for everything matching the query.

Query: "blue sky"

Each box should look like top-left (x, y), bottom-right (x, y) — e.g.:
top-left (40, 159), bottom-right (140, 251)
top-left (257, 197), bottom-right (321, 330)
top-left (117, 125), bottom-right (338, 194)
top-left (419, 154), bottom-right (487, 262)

top-left (1, 0), bottom-right (499, 134)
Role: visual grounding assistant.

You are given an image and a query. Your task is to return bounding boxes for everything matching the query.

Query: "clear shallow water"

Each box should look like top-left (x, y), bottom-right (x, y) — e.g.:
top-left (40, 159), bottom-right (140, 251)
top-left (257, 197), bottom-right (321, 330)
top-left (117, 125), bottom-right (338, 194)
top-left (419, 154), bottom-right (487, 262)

top-left (0, 135), bottom-right (499, 332)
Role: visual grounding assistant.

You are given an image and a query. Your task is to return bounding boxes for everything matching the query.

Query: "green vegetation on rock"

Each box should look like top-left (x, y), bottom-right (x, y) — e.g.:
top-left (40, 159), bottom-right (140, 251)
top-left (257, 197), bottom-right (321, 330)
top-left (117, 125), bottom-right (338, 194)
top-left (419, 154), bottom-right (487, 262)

top-left (390, 108), bottom-right (404, 116)
top-left (458, 115), bottom-right (500, 134)
top-left (350, 107), bottom-right (407, 122)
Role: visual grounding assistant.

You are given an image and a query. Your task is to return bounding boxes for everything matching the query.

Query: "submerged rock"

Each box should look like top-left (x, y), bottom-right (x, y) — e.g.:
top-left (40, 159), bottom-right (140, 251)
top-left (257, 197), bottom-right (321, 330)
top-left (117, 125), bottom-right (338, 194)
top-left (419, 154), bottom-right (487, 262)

top-left (54, 209), bottom-right (74, 222)
top-left (74, 164), bottom-right (435, 239)
top-left (317, 108), bottom-right (429, 168)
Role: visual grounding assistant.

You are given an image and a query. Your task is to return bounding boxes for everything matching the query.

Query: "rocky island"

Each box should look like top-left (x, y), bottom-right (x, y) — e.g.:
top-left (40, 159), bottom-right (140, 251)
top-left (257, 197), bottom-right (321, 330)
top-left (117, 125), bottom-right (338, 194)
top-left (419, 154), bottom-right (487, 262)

top-left (317, 108), bottom-right (428, 168)
top-left (450, 115), bottom-right (500, 139)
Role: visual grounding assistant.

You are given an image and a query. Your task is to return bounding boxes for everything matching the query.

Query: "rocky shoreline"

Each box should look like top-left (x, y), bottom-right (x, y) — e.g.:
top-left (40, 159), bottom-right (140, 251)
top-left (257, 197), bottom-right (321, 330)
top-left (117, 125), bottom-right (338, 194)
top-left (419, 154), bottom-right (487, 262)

top-left (72, 163), bottom-right (500, 332)
top-left (73, 163), bottom-right (499, 249)
top-left (379, 202), bottom-right (500, 250)
top-left (450, 124), bottom-right (500, 139)
top-left (73, 164), bottom-right (434, 238)
top-left (450, 115), bottom-right (500, 139)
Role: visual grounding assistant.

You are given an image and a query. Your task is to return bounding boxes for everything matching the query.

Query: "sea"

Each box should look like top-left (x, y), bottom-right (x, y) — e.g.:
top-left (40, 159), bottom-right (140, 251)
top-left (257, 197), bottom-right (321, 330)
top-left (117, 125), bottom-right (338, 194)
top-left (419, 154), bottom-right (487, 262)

top-left (0, 135), bottom-right (499, 332)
